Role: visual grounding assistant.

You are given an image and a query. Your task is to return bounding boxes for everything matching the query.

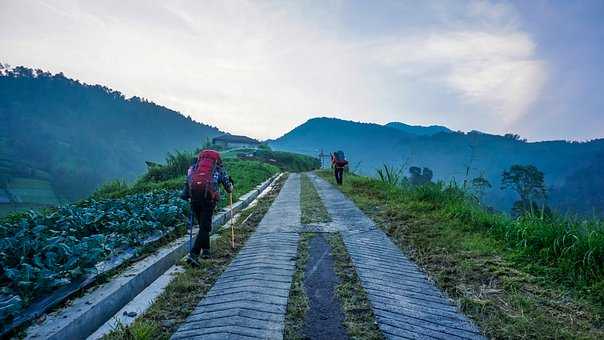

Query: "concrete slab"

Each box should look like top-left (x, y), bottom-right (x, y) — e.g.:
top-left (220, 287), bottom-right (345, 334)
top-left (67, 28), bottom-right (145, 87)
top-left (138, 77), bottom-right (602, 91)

top-left (308, 173), bottom-right (484, 340)
top-left (88, 265), bottom-right (184, 339)
top-left (171, 174), bottom-right (302, 340)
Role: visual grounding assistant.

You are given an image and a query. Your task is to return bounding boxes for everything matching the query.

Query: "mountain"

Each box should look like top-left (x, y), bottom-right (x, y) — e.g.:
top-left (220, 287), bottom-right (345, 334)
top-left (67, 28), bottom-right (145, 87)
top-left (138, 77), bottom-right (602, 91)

top-left (270, 117), bottom-right (604, 215)
top-left (0, 65), bottom-right (222, 213)
top-left (385, 122), bottom-right (452, 136)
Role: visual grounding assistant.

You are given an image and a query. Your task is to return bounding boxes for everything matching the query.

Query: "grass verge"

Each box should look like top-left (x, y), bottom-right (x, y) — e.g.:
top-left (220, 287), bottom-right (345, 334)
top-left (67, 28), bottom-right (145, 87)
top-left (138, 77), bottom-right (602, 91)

top-left (103, 174), bottom-right (288, 340)
top-left (317, 170), bottom-right (603, 339)
top-left (283, 233), bottom-right (313, 340)
top-left (300, 173), bottom-right (331, 224)
top-left (327, 233), bottom-right (384, 340)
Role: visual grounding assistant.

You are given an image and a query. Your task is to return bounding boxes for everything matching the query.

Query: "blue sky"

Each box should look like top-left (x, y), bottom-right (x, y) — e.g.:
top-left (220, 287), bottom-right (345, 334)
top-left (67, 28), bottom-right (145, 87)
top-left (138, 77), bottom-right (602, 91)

top-left (1, 0), bottom-right (602, 141)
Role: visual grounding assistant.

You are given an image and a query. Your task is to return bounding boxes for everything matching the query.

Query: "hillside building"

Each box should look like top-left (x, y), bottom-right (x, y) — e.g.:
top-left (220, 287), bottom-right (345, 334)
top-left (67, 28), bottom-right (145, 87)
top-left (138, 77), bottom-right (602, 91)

top-left (212, 134), bottom-right (260, 149)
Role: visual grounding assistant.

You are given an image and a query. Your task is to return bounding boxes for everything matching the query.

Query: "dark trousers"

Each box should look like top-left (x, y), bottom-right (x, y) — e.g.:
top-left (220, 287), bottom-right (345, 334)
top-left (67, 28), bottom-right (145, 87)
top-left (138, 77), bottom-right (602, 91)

top-left (334, 167), bottom-right (344, 185)
top-left (190, 198), bottom-right (216, 255)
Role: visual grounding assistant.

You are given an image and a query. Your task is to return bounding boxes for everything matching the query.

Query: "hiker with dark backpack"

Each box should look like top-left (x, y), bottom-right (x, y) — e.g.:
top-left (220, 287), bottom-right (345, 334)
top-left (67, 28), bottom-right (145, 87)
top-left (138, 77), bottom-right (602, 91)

top-left (332, 150), bottom-right (348, 185)
top-left (180, 149), bottom-right (233, 266)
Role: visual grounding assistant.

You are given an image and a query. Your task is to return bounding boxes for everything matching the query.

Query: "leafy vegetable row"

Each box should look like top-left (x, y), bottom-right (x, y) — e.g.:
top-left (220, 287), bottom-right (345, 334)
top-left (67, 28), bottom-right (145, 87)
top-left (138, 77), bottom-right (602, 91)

top-left (0, 190), bottom-right (187, 322)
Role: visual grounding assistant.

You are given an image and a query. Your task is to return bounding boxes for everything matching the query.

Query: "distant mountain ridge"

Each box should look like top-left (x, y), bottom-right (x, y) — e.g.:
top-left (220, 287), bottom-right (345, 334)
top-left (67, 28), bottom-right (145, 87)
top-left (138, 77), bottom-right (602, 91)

top-left (270, 117), bottom-right (604, 215)
top-left (0, 65), bottom-right (222, 211)
top-left (385, 122), bottom-right (452, 136)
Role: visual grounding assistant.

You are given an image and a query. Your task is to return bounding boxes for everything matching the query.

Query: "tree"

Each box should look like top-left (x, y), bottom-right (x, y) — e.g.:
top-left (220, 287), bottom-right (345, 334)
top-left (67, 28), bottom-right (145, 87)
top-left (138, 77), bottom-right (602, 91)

top-left (258, 143), bottom-right (271, 151)
top-left (409, 166), bottom-right (433, 185)
top-left (501, 165), bottom-right (547, 215)
top-left (470, 174), bottom-right (491, 202)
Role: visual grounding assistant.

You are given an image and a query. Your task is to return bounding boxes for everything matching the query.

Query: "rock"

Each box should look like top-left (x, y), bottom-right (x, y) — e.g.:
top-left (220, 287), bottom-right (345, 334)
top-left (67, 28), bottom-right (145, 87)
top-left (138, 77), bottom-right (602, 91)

top-left (122, 311), bottom-right (137, 317)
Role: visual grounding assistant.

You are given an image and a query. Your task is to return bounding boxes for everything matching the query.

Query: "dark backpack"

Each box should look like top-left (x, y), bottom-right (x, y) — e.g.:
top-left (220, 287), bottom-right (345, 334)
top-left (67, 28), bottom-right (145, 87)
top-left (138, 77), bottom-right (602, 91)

top-left (333, 151), bottom-right (348, 167)
top-left (190, 149), bottom-right (221, 201)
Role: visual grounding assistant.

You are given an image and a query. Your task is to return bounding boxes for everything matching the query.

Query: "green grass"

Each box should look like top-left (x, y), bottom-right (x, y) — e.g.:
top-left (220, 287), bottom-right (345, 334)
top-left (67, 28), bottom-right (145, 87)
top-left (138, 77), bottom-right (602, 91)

top-left (300, 174), bottom-right (331, 224)
top-left (284, 233), bottom-right (312, 340)
top-left (103, 174), bottom-right (288, 339)
top-left (253, 150), bottom-right (320, 172)
top-left (218, 159), bottom-right (279, 207)
top-left (91, 158), bottom-right (279, 205)
top-left (327, 233), bottom-right (384, 340)
top-left (317, 170), bottom-right (604, 339)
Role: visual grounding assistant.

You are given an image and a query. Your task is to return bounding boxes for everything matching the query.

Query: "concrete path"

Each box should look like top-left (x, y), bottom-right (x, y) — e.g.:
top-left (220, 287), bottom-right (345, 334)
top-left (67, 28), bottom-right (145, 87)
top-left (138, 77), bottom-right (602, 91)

top-left (308, 173), bottom-right (484, 340)
top-left (173, 172), bottom-right (483, 339)
top-left (171, 174), bottom-right (302, 340)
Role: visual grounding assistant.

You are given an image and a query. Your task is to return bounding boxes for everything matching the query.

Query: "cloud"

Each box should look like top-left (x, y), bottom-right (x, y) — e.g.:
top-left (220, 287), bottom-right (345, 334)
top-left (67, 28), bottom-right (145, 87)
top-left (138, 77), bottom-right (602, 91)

top-left (0, 0), bottom-right (548, 138)
top-left (371, 29), bottom-right (546, 124)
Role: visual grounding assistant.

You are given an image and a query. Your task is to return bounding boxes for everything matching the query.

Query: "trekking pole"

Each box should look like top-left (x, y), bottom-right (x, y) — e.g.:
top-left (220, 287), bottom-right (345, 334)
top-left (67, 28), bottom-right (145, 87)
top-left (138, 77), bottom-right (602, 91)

top-left (188, 210), bottom-right (193, 252)
top-left (229, 192), bottom-right (235, 249)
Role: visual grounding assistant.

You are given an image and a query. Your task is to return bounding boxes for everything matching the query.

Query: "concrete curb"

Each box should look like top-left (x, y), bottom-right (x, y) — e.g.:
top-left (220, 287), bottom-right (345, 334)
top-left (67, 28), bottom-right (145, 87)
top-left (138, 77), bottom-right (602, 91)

top-left (25, 173), bottom-right (282, 340)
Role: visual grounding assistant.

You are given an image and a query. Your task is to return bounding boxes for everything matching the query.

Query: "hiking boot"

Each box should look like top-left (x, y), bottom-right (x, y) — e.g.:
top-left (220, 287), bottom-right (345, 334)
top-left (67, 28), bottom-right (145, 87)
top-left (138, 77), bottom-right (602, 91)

top-left (201, 250), bottom-right (211, 259)
top-left (186, 253), bottom-right (201, 267)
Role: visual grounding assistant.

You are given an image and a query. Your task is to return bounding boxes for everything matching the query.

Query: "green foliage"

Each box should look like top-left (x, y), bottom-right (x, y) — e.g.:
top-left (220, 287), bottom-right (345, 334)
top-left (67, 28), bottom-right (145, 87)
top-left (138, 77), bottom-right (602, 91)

top-left (0, 190), bottom-right (188, 322)
top-left (90, 180), bottom-right (130, 200)
top-left (91, 177), bottom-right (185, 201)
top-left (141, 151), bottom-right (196, 183)
top-left (502, 164), bottom-right (547, 215)
top-left (91, 156), bottom-right (279, 205)
top-left (258, 143), bottom-right (271, 151)
top-left (469, 174), bottom-right (491, 202)
top-left (104, 320), bottom-right (161, 340)
top-left (376, 164), bottom-right (404, 186)
top-left (408, 166), bottom-right (433, 186)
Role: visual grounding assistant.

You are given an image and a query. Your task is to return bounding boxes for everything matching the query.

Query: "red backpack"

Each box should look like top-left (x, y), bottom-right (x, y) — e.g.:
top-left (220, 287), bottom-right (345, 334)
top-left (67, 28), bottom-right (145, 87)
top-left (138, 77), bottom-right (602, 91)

top-left (190, 149), bottom-right (221, 201)
top-left (333, 150), bottom-right (348, 167)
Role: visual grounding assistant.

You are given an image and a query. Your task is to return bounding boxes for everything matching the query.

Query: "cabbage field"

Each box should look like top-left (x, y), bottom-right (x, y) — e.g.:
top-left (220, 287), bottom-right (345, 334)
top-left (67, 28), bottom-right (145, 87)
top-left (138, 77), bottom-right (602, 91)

top-left (0, 190), bottom-right (187, 323)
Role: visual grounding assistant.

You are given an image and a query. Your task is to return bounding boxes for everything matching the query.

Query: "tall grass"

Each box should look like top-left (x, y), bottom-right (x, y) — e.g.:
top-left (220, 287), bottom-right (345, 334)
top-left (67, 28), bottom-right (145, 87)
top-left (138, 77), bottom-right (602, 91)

top-left (376, 164), bottom-right (405, 186)
top-left (352, 172), bottom-right (604, 293)
top-left (141, 150), bottom-right (196, 182)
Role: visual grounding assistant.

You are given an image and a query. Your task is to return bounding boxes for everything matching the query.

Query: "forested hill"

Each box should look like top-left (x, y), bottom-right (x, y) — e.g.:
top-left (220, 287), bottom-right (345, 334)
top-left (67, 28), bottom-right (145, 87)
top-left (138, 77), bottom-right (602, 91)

top-left (385, 122), bottom-right (452, 136)
top-left (0, 65), bottom-right (222, 204)
top-left (270, 117), bottom-right (604, 215)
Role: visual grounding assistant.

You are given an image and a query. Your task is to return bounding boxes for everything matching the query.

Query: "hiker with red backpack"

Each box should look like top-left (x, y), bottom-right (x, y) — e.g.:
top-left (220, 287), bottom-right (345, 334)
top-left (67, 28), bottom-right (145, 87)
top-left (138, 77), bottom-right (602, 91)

top-left (332, 150), bottom-right (348, 185)
top-left (181, 149), bottom-right (233, 266)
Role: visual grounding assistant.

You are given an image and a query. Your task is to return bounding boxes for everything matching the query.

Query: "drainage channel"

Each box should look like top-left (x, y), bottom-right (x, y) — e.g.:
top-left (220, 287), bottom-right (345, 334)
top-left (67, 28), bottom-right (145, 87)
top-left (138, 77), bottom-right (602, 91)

top-left (303, 233), bottom-right (348, 340)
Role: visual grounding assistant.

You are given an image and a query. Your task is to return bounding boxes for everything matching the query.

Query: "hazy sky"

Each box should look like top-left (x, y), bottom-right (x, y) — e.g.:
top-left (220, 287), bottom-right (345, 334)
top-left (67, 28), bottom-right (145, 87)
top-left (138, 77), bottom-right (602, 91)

top-left (1, 0), bottom-right (603, 141)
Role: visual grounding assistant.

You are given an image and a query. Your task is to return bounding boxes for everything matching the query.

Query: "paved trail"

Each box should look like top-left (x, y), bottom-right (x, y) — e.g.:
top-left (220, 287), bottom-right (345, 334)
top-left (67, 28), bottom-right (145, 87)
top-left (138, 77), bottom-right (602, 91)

top-left (172, 173), bottom-right (484, 340)
top-left (308, 173), bottom-right (483, 340)
top-left (171, 174), bottom-right (302, 340)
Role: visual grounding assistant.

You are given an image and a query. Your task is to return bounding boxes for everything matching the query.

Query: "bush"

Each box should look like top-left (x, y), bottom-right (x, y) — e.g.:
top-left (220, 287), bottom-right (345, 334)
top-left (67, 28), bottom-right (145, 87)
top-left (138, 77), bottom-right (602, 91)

top-left (141, 150), bottom-right (196, 183)
top-left (90, 180), bottom-right (129, 200)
